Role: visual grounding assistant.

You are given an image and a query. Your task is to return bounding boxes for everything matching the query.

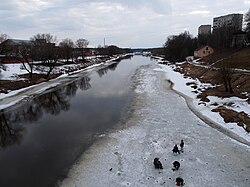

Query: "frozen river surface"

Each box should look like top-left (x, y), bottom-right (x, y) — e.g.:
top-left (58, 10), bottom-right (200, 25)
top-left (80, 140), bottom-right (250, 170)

top-left (60, 62), bottom-right (250, 187)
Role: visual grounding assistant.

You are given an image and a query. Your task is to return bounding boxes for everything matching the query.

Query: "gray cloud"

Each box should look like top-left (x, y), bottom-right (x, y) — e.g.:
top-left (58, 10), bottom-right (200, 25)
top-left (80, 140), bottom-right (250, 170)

top-left (0, 0), bottom-right (248, 48)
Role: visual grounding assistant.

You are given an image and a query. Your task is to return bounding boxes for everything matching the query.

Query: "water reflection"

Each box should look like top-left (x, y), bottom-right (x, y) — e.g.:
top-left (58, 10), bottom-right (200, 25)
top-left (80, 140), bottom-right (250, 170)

top-left (97, 61), bottom-right (119, 77)
top-left (97, 55), bottom-right (132, 77)
top-left (0, 112), bottom-right (23, 148)
top-left (0, 75), bottom-right (91, 148)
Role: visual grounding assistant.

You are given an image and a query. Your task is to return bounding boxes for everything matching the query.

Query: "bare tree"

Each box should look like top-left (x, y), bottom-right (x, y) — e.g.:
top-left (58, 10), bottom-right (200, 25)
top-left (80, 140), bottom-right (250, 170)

top-left (30, 33), bottom-right (57, 44)
top-left (30, 33), bottom-right (59, 78)
top-left (44, 45), bottom-right (60, 78)
top-left (75, 39), bottom-right (89, 61)
top-left (30, 33), bottom-right (57, 61)
top-left (59, 38), bottom-right (75, 63)
top-left (220, 63), bottom-right (234, 93)
top-left (19, 42), bottom-right (34, 79)
top-left (0, 33), bottom-right (9, 63)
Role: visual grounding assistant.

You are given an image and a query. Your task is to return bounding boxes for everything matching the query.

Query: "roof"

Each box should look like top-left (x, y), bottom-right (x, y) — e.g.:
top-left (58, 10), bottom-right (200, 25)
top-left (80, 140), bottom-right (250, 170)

top-left (213, 13), bottom-right (243, 20)
top-left (194, 45), bottom-right (212, 52)
top-left (7, 39), bottom-right (32, 45)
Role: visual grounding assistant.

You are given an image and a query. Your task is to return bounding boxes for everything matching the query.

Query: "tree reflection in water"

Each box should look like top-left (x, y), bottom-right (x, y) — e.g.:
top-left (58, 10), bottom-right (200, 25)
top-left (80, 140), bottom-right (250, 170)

top-left (0, 75), bottom-right (91, 148)
top-left (97, 62), bottom-right (119, 77)
top-left (0, 112), bottom-right (24, 148)
top-left (97, 55), bottom-right (132, 77)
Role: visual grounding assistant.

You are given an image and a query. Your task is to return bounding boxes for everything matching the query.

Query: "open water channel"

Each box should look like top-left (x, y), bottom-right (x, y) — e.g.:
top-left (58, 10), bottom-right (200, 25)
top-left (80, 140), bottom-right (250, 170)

top-left (0, 55), bottom-right (154, 187)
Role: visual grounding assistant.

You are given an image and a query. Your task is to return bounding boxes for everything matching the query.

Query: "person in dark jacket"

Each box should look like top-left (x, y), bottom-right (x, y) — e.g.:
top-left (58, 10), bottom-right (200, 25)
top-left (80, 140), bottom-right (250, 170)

top-left (180, 140), bottom-right (184, 153)
top-left (172, 161), bottom-right (180, 171)
top-left (176, 177), bottom-right (184, 186)
top-left (172, 144), bottom-right (180, 155)
top-left (153, 157), bottom-right (163, 169)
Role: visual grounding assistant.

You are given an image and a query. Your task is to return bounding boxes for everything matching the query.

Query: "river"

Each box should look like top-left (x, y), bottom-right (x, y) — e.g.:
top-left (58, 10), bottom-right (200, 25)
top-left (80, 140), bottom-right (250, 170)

top-left (0, 55), bottom-right (154, 187)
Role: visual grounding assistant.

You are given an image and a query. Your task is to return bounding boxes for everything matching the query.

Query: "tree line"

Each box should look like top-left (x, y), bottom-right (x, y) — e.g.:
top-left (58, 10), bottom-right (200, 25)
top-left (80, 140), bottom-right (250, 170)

top-left (0, 33), bottom-right (130, 79)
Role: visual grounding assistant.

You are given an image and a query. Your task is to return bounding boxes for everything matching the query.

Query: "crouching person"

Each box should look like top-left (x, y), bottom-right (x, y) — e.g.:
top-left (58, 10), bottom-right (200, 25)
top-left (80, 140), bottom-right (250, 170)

top-left (172, 161), bottom-right (180, 171)
top-left (176, 177), bottom-right (184, 186)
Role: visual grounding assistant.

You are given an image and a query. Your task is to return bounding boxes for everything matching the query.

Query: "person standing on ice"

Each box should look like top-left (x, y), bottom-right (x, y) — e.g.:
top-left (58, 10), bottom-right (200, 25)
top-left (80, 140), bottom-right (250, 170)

top-left (172, 144), bottom-right (180, 155)
top-left (153, 157), bottom-right (163, 169)
top-left (180, 140), bottom-right (184, 153)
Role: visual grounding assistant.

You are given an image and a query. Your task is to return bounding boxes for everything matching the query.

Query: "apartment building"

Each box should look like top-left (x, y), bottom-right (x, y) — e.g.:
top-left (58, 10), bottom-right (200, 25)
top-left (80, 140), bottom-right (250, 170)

top-left (213, 13), bottom-right (243, 31)
top-left (198, 25), bottom-right (211, 35)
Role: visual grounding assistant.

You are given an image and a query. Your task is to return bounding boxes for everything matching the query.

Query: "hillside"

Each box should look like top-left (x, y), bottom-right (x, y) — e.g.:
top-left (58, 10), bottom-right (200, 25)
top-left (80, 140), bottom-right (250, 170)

top-left (172, 47), bottom-right (250, 133)
top-left (213, 47), bottom-right (250, 70)
top-left (203, 46), bottom-right (250, 70)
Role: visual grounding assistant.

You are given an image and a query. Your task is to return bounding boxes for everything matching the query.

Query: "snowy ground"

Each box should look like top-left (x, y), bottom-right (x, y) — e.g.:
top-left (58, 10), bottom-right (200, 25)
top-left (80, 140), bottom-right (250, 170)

top-left (58, 63), bottom-right (250, 187)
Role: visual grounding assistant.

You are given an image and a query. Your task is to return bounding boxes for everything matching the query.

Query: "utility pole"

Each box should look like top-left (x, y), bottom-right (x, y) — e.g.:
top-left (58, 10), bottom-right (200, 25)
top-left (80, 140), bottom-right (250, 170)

top-left (104, 37), bottom-right (106, 47)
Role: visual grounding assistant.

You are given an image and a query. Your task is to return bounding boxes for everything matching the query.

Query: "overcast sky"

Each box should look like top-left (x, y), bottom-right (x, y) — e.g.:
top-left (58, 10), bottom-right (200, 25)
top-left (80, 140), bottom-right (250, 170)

top-left (0, 0), bottom-right (249, 48)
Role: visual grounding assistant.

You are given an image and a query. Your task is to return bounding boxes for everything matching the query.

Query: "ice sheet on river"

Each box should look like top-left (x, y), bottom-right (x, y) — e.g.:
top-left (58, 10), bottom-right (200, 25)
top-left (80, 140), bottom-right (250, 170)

top-left (59, 63), bottom-right (250, 187)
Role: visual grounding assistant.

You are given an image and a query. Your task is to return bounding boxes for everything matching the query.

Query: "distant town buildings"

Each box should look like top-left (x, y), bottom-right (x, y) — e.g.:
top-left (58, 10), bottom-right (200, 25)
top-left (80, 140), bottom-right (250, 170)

top-left (213, 13), bottom-right (243, 31)
top-left (198, 25), bottom-right (211, 35)
top-left (196, 13), bottom-right (246, 52)
top-left (198, 13), bottom-right (243, 35)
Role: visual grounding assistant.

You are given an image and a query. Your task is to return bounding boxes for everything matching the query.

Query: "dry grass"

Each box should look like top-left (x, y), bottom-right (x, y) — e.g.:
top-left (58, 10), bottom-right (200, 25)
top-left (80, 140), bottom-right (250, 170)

top-left (212, 47), bottom-right (250, 70)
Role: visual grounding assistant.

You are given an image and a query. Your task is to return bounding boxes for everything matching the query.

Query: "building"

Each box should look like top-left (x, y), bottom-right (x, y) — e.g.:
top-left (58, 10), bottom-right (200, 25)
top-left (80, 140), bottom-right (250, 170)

top-left (1, 39), bottom-right (31, 55)
top-left (194, 45), bottom-right (214, 58)
top-left (0, 39), bottom-right (32, 63)
top-left (198, 25), bottom-right (211, 35)
top-left (0, 39), bottom-right (56, 63)
top-left (213, 13), bottom-right (243, 31)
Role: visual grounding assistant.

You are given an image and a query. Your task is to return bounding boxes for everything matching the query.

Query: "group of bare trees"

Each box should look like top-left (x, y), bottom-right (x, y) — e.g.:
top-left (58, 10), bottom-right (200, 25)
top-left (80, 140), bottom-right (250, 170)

top-left (163, 31), bottom-right (198, 62)
top-left (0, 33), bottom-right (90, 78)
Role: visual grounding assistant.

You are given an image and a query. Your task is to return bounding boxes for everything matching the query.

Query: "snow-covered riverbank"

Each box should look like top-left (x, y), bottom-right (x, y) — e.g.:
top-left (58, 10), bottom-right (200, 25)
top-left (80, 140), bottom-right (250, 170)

top-left (59, 62), bottom-right (250, 187)
top-left (155, 61), bottom-right (250, 145)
